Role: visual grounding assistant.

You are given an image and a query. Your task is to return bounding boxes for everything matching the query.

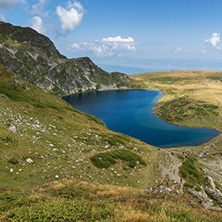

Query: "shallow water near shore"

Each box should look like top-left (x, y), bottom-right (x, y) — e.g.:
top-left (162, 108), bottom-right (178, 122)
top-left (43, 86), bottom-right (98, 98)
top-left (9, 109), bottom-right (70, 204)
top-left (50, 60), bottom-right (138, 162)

top-left (63, 90), bottom-right (219, 148)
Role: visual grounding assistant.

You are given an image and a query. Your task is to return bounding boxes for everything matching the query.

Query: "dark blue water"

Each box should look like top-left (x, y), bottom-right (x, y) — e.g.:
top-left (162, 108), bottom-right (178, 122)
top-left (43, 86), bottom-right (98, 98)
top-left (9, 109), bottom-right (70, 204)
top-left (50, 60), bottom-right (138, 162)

top-left (63, 90), bottom-right (219, 148)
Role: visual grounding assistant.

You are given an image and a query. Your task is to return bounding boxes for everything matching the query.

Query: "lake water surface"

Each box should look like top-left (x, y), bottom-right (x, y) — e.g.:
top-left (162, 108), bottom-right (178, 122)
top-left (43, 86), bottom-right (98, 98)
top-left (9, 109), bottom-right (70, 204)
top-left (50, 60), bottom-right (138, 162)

top-left (63, 90), bottom-right (219, 148)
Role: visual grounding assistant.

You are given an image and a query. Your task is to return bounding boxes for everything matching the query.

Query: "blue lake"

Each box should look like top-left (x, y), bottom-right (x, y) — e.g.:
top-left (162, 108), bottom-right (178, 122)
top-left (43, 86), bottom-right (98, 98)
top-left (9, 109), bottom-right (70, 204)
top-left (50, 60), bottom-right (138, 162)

top-left (63, 90), bottom-right (219, 148)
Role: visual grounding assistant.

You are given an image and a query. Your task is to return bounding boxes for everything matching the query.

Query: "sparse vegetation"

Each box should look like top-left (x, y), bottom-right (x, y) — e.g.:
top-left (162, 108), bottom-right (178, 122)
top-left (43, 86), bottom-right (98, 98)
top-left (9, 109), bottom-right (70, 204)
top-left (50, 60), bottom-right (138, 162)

top-left (0, 65), bottom-right (155, 191)
top-left (177, 153), bottom-right (185, 160)
top-left (195, 186), bottom-right (201, 192)
top-left (1, 180), bottom-right (222, 222)
top-left (154, 96), bottom-right (219, 122)
top-left (179, 157), bottom-right (210, 187)
top-left (130, 70), bottom-right (222, 129)
top-left (184, 182), bottom-right (194, 188)
top-left (8, 158), bottom-right (19, 165)
top-left (179, 157), bottom-right (199, 179)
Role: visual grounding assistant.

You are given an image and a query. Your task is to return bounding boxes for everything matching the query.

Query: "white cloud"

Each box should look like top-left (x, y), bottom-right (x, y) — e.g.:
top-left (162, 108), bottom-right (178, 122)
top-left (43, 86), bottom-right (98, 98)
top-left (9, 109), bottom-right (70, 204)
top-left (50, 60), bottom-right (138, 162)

top-left (102, 36), bottom-right (134, 43)
top-left (0, 12), bottom-right (5, 21)
top-left (30, 16), bottom-right (46, 34)
top-left (0, 0), bottom-right (26, 10)
top-left (174, 47), bottom-right (182, 53)
top-left (72, 41), bottom-right (114, 57)
top-left (174, 47), bottom-right (188, 53)
top-left (71, 36), bottom-right (136, 57)
top-left (66, 1), bottom-right (83, 11)
top-left (56, 1), bottom-right (84, 31)
top-left (72, 43), bottom-right (80, 48)
top-left (32, 0), bottom-right (49, 17)
top-left (102, 36), bottom-right (136, 51)
top-left (201, 50), bottom-right (207, 55)
top-left (205, 33), bottom-right (221, 50)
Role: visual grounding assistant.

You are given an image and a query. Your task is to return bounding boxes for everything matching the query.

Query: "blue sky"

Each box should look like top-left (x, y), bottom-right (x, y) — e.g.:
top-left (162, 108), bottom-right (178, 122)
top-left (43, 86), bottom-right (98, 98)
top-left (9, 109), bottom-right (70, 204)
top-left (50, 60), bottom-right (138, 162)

top-left (1, 0), bottom-right (222, 73)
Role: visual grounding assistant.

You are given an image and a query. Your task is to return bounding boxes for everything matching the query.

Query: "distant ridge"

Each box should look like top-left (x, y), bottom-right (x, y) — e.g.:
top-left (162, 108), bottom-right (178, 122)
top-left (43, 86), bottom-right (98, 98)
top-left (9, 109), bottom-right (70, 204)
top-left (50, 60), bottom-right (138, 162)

top-left (0, 21), bottom-right (130, 95)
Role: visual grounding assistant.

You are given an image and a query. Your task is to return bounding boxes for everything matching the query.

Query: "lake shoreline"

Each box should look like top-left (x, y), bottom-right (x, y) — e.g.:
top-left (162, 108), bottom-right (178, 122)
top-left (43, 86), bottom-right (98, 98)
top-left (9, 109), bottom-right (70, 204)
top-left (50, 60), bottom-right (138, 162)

top-left (63, 90), bottom-right (220, 148)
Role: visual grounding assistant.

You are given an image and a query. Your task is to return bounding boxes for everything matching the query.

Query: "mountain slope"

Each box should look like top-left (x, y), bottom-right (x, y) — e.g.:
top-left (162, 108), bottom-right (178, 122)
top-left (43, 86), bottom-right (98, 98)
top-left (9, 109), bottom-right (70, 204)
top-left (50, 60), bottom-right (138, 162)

top-left (1, 180), bottom-right (222, 221)
top-left (0, 21), bottom-right (130, 95)
top-left (1, 22), bottom-right (222, 217)
top-left (1, 65), bottom-right (222, 218)
top-left (0, 65), bottom-right (156, 190)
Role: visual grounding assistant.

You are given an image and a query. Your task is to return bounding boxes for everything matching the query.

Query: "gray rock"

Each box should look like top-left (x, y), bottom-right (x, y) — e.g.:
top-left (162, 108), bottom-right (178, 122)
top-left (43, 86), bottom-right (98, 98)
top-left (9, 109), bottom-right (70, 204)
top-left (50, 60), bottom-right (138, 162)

top-left (204, 187), bottom-right (222, 204)
top-left (0, 21), bottom-right (130, 95)
top-left (9, 126), bottom-right (16, 133)
top-left (26, 158), bottom-right (33, 163)
top-left (188, 188), bottom-right (205, 203)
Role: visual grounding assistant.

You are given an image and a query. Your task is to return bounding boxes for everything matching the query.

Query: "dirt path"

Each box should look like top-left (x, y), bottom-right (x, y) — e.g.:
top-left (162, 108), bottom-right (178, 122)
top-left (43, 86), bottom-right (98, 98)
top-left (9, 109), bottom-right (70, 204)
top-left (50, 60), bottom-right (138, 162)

top-left (160, 153), bottom-right (184, 193)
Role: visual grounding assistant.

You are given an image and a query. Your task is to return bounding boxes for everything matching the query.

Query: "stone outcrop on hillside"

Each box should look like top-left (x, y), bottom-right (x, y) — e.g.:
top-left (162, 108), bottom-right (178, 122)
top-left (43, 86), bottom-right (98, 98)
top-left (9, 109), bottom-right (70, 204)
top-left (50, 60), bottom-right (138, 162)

top-left (0, 21), bottom-right (129, 94)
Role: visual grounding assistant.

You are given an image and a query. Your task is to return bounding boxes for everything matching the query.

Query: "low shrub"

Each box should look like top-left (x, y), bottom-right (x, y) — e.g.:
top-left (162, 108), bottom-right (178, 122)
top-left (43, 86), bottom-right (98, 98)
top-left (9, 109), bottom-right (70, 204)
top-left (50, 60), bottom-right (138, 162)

top-left (179, 157), bottom-right (198, 179)
top-left (6, 201), bottom-right (114, 221)
top-left (195, 186), bottom-right (201, 192)
top-left (90, 150), bottom-right (146, 169)
top-left (184, 182), bottom-right (194, 188)
top-left (177, 153), bottom-right (185, 161)
top-left (8, 158), bottom-right (19, 165)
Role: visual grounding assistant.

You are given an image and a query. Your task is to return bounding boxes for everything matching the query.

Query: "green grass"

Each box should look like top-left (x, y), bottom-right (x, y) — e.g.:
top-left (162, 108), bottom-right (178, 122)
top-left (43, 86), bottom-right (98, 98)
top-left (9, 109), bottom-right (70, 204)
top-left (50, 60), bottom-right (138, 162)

top-left (6, 201), bottom-right (114, 221)
top-left (179, 157), bottom-right (199, 179)
top-left (184, 182), bottom-right (194, 188)
top-left (0, 65), bottom-right (222, 220)
top-left (195, 186), bottom-right (201, 192)
top-left (0, 66), bottom-right (65, 111)
top-left (1, 181), bottom-right (222, 222)
top-left (154, 96), bottom-right (219, 123)
top-left (8, 158), bottom-right (19, 165)
top-left (149, 76), bottom-right (190, 84)
top-left (100, 133), bottom-right (130, 146)
top-left (214, 181), bottom-right (222, 191)
top-left (90, 150), bottom-right (146, 169)
top-left (130, 70), bottom-right (222, 130)
top-left (179, 157), bottom-right (210, 187)
top-left (177, 153), bottom-right (185, 160)
top-left (0, 65), bottom-right (156, 190)
top-left (47, 184), bottom-right (91, 199)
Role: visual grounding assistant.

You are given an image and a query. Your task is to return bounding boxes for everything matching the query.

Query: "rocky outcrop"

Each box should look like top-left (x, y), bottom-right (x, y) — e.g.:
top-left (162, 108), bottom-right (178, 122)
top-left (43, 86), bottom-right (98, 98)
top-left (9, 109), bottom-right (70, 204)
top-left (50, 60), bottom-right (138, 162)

top-left (0, 21), bottom-right (62, 57)
top-left (204, 187), bottom-right (222, 205)
top-left (0, 21), bottom-right (130, 95)
top-left (187, 183), bottom-right (222, 207)
top-left (187, 188), bottom-right (208, 204)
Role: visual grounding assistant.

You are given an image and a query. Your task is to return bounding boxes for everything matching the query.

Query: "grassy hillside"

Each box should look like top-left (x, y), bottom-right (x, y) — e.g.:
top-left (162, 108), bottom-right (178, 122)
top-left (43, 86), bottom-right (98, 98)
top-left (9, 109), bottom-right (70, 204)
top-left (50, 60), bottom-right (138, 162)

top-left (1, 179), bottom-right (222, 221)
top-left (1, 66), bottom-right (222, 220)
top-left (0, 65), bottom-right (160, 190)
top-left (130, 70), bottom-right (222, 129)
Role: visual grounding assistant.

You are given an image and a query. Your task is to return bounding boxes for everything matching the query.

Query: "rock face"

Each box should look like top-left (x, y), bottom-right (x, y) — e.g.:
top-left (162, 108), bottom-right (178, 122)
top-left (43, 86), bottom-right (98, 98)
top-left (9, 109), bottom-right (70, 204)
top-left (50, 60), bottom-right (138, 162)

top-left (0, 21), bottom-right (130, 94)
top-left (204, 187), bottom-right (222, 205)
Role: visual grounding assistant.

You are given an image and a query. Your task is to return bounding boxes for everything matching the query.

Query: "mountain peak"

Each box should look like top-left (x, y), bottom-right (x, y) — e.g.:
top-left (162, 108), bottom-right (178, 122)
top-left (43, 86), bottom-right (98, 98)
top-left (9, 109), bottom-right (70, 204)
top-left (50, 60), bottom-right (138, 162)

top-left (0, 22), bottom-right (130, 95)
top-left (0, 21), bottom-right (62, 57)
